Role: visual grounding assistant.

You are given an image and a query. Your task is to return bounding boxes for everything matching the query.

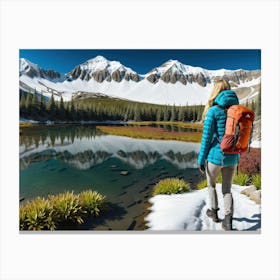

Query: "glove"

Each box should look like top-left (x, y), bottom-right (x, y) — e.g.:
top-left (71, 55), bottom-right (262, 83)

top-left (199, 165), bottom-right (205, 174)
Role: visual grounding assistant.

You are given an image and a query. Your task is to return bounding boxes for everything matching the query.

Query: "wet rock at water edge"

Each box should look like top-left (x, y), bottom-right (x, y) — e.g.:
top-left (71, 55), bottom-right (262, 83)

top-left (127, 220), bottom-right (137, 230)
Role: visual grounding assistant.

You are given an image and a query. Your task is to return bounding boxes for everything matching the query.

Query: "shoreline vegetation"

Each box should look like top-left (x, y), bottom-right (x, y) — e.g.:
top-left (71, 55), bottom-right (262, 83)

top-left (97, 124), bottom-right (202, 142)
top-left (20, 120), bottom-right (203, 142)
top-left (20, 190), bottom-right (106, 230)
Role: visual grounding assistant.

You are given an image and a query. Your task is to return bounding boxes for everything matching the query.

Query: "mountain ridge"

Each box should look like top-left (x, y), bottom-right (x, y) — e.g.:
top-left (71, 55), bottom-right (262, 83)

top-left (19, 56), bottom-right (261, 105)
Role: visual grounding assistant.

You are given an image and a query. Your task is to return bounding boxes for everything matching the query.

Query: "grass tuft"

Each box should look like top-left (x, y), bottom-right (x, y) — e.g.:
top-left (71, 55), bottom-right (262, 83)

top-left (196, 179), bottom-right (208, 190)
top-left (251, 174), bottom-right (261, 190)
top-left (153, 178), bottom-right (191, 195)
top-left (232, 173), bottom-right (250, 186)
top-left (20, 190), bottom-right (106, 231)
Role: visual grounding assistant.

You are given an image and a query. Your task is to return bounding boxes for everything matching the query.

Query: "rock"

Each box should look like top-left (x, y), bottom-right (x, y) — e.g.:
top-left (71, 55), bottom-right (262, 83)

top-left (146, 73), bottom-right (159, 83)
top-left (196, 73), bottom-right (207, 87)
top-left (93, 69), bottom-right (108, 82)
top-left (127, 220), bottom-right (137, 230)
top-left (84, 72), bottom-right (91, 81)
top-left (179, 74), bottom-right (187, 85)
top-left (249, 190), bottom-right (261, 204)
top-left (161, 71), bottom-right (171, 83)
top-left (241, 186), bottom-right (257, 196)
top-left (112, 69), bottom-right (125, 82)
top-left (131, 73), bottom-right (140, 82)
top-left (120, 170), bottom-right (129, 176)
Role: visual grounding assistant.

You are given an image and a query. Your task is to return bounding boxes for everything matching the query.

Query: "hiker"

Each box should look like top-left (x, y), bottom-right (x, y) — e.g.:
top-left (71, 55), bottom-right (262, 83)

top-left (198, 79), bottom-right (240, 231)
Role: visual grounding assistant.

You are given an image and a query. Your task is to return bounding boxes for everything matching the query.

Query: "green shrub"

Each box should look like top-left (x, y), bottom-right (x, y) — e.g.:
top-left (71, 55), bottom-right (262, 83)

top-left (252, 174), bottom-right (261, 190)
top-left (153, 178), bottom-right (191, 195)
top-left (19, 189), bottom-right (106, 231)
top-left (19, 197), bottom-right (55, 230)
top-left (233, 173), bottom-right (250, 186)
top-left (79, 190), bottom-right (106, 216)
top-left (50, 191), bottom-right (83, 225)
top-left (196, 179), bottom-right (208, 190)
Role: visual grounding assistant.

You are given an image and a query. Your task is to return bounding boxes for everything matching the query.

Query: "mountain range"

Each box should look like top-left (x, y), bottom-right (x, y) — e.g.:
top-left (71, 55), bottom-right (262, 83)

top-left (19, 55), bottom-right (261, 105)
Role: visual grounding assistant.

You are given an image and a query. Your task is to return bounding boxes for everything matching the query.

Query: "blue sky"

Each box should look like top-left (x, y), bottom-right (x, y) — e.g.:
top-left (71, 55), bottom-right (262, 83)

top-left (20, 49), bottom-right (261, 74)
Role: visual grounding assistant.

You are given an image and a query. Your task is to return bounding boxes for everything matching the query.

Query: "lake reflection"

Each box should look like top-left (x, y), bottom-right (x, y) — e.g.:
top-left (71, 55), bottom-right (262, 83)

top-left (20, 125), bottom-right (202, 230)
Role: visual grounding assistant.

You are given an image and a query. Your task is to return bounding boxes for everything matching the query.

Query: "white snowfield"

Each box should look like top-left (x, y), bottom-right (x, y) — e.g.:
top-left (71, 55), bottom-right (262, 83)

top-left (145, 184), bottom-right (261, 232)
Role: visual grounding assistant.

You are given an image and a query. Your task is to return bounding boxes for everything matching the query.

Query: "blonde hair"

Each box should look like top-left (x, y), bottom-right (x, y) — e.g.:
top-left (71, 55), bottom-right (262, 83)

top-left (201, 79), bottom-right (231, 121)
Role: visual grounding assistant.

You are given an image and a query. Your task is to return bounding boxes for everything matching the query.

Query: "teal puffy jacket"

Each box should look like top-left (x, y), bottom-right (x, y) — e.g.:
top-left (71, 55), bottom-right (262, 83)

top-left (198, 90), bottom-right (240, 166)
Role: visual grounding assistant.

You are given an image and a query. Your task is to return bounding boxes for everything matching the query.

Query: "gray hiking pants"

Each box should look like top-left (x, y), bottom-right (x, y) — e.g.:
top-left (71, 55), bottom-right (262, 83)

top-left (206, 162), bottom-right (236, 215)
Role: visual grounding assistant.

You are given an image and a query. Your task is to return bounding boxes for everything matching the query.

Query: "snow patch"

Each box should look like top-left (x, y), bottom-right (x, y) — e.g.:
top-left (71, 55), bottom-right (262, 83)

top-left (145, 184), bottom-right (261, 231)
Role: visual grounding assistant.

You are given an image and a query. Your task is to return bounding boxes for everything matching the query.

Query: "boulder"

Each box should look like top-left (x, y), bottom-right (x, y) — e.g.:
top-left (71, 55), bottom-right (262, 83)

top-left (241, 185), bottom-right (257, 196)
top-left (249, 190), bottom-right (261, 204)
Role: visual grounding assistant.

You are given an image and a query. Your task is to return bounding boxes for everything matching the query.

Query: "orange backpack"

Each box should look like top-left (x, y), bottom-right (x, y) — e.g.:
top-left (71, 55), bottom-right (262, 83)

top-left (220, 105), bottom-right (255, 154)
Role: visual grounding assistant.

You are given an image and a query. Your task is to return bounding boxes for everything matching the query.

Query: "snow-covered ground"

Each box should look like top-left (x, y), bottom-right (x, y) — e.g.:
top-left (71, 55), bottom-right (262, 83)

top-left (145, 184), bottom-right (261, 232)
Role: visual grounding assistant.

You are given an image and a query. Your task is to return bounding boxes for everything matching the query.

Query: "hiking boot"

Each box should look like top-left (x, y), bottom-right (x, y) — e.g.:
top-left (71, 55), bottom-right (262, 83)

top-left (206, 208), bottom-right (220, 223)
top-left (222, 214), bottom-right (233, 231)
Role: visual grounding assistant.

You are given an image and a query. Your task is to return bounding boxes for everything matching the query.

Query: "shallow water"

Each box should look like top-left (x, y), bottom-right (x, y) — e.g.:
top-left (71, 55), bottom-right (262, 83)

top-left (20, 125), bottom-right (202, 230)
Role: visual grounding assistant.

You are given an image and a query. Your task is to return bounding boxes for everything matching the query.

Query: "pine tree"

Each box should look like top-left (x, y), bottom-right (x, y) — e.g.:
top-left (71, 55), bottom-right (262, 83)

top-left (25, 90), bottom-right (32, 115)
top-left (134, 105), bottom-right (141, 122)
top-left (156, 108), bottom-right (162, 122)
top-left (39, 92), bottom-right (45, 111)
top-left (32, 89), bottom-right (38, 108)
top-left (178, 107), bottom-right (185, 122)
top-left (20, 94), bottom-right (26, 116)
top-left (47, 92), bottom-right (56, 119)
top-left (255, 90), bottom-right (261, 118)
top-left (58, 96), bottom-right (65, 120)
top-left (163, 107), bottom-right (169, 122)
top-left (251, 100), bottom-right (256, 112)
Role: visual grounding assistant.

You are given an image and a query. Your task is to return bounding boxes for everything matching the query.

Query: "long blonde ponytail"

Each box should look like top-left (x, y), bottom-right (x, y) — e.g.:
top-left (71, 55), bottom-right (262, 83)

top-left (201, 79), bottom-right (231, 121)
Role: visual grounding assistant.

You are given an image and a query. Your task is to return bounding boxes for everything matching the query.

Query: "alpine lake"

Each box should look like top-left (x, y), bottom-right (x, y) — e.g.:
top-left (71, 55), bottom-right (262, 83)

top-left (20, 124), bottom-right (203, 230)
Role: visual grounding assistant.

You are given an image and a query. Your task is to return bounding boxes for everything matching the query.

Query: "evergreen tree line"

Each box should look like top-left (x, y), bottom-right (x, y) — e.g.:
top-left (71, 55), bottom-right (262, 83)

top-left (20, 90), bottom-right (205, 122)
top-left (244, 90), bottom-right (261, 118)
top-left (20, 90), bottom-right (261, 122)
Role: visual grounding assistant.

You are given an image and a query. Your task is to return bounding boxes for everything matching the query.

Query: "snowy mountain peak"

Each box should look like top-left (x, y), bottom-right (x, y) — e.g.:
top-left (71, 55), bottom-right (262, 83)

top-left (161, 59), bottom-right (186, 73)
top-left (67, 56), bottom-right (139, 83)
top-left (19, 58), bottom-right (63, 81)
top-left (76, 55), bottom-right (135, 74)
top-left (19, 58), bottom-right (40, 73)
top-left (87, 55), bottom-right (108, 63)
top-left (81, 55), bottom-right (109, 70)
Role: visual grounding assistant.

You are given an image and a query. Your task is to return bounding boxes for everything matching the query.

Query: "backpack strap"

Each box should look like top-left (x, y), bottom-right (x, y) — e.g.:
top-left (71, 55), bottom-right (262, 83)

top-left (214, 105), bottom-right (230, 143)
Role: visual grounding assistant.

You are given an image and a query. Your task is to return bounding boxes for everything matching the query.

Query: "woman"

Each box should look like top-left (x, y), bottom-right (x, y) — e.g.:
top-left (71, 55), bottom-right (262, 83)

top-left (198, 79), bottom-right (240, 231)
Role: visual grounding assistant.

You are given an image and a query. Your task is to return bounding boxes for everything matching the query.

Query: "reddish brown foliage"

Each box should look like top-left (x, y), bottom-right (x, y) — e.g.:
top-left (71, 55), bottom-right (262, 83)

top-left (238, 148), bottom-right (261, 174)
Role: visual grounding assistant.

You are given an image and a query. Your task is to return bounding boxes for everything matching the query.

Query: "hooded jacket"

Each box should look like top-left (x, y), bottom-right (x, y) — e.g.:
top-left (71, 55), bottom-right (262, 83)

top-left (197, 90), bottom-right (240, 166)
